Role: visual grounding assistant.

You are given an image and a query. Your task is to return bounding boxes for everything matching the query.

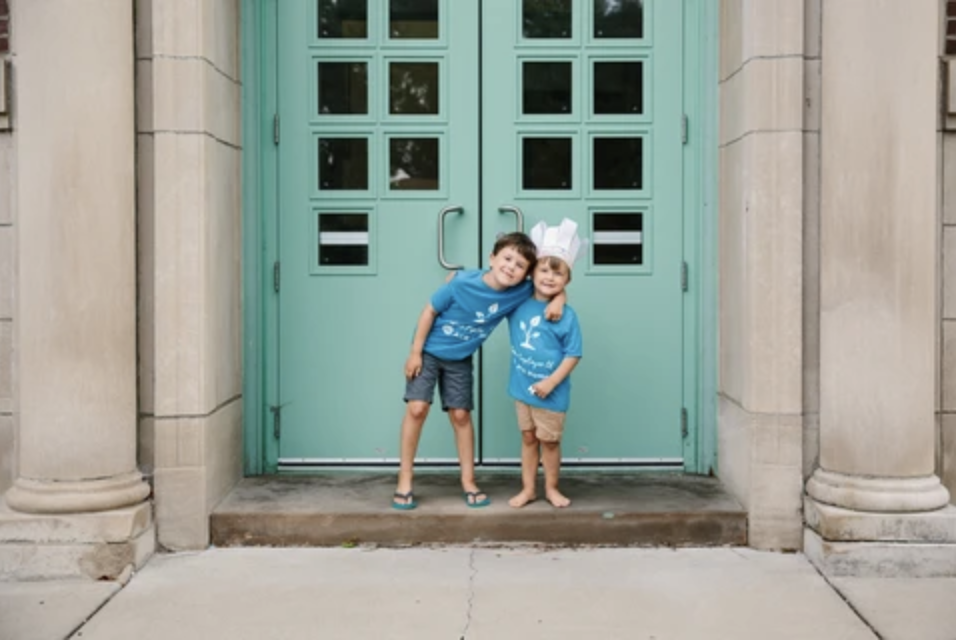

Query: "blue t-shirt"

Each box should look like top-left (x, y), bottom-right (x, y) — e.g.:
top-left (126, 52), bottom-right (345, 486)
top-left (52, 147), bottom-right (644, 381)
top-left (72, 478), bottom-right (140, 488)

top-left (423, 269), bottom-right (533, 361)
top-left (508, 298), bottom-right (583, 412)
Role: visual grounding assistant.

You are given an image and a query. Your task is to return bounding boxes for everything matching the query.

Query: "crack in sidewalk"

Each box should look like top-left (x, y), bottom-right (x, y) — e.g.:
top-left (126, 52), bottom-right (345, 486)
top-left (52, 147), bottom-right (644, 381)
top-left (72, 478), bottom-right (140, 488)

top-left (460, 548), bottom-right (478, 639)
top-left (809, 563), bottom-right (884, 640)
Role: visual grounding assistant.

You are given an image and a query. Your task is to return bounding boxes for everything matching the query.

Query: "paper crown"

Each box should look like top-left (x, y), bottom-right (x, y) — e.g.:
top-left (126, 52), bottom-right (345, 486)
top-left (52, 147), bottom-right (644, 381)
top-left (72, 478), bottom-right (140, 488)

top-left (529, 218), bottom-right (587, 269)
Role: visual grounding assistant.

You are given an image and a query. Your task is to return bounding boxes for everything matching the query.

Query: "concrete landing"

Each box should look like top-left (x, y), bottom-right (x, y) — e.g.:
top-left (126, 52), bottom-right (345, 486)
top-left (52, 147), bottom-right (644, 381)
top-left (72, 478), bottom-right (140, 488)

top-left (67, 548), bottom-right (881, 640)
top-left (210, 472), bottom-right (747, 547)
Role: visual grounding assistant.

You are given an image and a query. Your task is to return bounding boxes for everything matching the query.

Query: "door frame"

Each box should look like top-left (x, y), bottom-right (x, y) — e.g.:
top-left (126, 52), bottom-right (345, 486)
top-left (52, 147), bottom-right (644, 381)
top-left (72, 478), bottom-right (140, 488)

top-left (241, 0), bottom-right (719, 475)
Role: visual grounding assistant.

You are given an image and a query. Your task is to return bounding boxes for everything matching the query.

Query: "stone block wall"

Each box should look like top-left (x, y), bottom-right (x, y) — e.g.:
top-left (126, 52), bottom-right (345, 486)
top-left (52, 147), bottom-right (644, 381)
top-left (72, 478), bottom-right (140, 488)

top-left (801, 0), bottom-right (821, 484)
top-left (717, 0), bottom-right (807, 550)
top-left (135, 0), bottom-right (243, 550)
top-left (0, 0), bottom-right (13, 496)
top-left (940, 0), bottom-right (956, 502)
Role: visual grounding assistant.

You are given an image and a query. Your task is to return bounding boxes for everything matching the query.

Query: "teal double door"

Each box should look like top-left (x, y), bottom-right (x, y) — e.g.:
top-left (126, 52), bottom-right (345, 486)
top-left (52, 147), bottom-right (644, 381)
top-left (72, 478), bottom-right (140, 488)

top-left (274, 0), bottom-right (689, 467)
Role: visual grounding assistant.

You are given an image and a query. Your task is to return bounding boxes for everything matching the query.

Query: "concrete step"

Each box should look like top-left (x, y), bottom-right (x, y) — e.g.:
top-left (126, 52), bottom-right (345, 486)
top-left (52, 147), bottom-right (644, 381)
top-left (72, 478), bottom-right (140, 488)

top-left (211, 472), bottom-right (747, 547)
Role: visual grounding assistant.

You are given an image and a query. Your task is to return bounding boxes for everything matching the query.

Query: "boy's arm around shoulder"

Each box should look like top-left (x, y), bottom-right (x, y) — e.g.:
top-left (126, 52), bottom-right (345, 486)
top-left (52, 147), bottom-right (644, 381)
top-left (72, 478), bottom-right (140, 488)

top-left (544, 290), bottom-right (567, 322)
top-left (405, 303), bottom-right (438, 380)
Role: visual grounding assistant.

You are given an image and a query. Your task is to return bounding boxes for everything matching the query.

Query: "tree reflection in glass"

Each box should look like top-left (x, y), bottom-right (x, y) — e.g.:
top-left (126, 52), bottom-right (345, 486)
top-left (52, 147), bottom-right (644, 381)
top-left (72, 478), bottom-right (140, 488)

top-left (593, 0), bottom-right (643, 39)
top-left (318, 0), bottom-right (368, 39)
top-left (523, 0), bottom-right (572, 39)
top-left (390, 0), bottom-right (439, 39)
top-left (523, 61), bottom-right (572, 114)
top-left (318, 62), bottom-right (368, 114)
top-left (390, 138), bottom-right (440, 190)
top-left (389, 62), bottom-right (439, 115)
top-left (318, 138), bottom-right (369, 190)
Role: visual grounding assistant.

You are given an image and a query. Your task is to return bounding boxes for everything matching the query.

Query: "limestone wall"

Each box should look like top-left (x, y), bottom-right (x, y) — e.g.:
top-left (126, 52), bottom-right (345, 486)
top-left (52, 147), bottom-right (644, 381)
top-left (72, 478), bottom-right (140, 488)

top-left (0, 0), bottom-right (948, 556)
top-left (717, 0), bottom-right (808, 550)
top-left (940, 0), bottom-right (956, 503)
top-left (135, 0), bottom-right (243, 549)
top-left (0, 0), bottom-right (14, 496)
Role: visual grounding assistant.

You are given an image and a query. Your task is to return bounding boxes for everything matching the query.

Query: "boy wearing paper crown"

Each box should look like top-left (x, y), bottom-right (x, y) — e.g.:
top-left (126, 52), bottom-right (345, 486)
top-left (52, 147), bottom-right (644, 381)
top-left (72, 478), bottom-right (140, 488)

top-left (393, 232), bottom-right (565, 510)
top-left (508, 218), bottom-right (585, 509)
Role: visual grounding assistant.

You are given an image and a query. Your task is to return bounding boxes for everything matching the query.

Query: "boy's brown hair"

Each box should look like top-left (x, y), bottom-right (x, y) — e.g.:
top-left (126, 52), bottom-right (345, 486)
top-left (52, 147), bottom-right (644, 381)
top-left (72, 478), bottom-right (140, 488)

top-left (541, 255), bottom-right (572, 283)
top-left (492, 231), bottom-right (537, 267)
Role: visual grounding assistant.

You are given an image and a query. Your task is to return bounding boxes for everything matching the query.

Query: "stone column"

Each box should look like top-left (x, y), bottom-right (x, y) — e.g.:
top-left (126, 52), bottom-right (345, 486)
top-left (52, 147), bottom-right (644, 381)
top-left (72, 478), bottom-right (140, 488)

top-left (805, 0), bottom-right (956, 576)
top-left (4, 0), bottom-right (150, 513)
top-left (806, 0), bottom-right (947, 513)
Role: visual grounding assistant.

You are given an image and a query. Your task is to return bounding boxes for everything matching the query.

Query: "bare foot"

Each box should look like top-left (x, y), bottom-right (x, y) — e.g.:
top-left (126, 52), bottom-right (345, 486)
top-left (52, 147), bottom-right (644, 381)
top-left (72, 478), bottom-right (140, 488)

top-left (508, 490), bottom-right (537, 508)
top-left (545, 489), bottom-right (571, 508)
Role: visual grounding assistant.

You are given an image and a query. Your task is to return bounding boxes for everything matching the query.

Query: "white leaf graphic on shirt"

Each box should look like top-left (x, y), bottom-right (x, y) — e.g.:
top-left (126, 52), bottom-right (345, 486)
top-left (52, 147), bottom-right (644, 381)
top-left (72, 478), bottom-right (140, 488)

top-left (520, 315), bottom-right (543, 350)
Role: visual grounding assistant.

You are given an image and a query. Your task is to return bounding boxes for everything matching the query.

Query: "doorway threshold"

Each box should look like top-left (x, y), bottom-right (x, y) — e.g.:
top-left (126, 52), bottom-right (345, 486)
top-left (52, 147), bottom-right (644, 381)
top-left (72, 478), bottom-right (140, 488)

top-left (211, 472), bottom-right (746, 547)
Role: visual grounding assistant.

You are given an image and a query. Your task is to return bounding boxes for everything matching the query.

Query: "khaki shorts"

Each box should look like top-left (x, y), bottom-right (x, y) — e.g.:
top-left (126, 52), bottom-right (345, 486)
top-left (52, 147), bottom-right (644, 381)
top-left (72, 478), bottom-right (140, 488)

top-left (515, 401), bottom-right (566, 443)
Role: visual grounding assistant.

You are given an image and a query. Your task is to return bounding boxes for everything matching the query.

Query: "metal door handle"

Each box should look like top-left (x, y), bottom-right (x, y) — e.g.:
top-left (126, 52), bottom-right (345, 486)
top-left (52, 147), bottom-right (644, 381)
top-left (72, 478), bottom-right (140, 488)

top-left (498, 205), bottom-right (525, 234)
top-left (438, 205), bottom-right (464, 270)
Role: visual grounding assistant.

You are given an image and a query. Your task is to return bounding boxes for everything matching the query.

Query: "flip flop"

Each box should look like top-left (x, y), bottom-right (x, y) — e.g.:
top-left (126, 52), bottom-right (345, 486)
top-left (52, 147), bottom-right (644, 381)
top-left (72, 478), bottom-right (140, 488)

top-left (462, 491), bottom-right (491, 508)
top-left (392, 491), bottom-right (417, 511)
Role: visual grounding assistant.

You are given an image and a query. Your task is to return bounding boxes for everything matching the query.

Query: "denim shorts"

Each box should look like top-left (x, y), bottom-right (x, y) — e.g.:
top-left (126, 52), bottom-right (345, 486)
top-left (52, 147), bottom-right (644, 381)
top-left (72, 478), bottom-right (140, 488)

top-left (404, 352), bottom-right (474, 411)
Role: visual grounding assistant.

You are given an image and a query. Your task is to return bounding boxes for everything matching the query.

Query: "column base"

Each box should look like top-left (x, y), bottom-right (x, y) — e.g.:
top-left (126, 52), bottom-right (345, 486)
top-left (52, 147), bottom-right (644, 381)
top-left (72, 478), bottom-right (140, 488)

top-left (804, 496), bottom-right (956, 577)
top-left (5, 471), bottom-right (151, 514)
top-left (0, 498), bottom-right (155, 580)
top-left (806, 469), bottom-right (950, 512)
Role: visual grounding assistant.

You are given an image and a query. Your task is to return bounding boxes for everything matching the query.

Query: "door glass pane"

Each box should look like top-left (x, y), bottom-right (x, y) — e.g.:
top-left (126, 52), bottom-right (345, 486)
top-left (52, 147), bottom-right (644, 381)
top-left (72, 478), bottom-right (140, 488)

top-left (318, 213), bottom-right (369, 266)
top-left (390, 0), bottom-right (439, 39)
top-left (523, 61), bottom-right (572, 115)
top-left (318, 0), bottom-right (368, 39)
top-left (318, 138), bottom-right (369, 190)
top-left (594, 61), bottom-right (643, 114)
top-left (389, 62), bottom-right (440, 115)
top-left (594, 137), bottom-right (642, 190)
top-left (390, 138), bottom-right (440, 190)
top-left (593, 212), bottom-right (643, 265)
top-left (318, 62), bottom-right (368, 115)
top-left (523, 137), bottom-right (572, 190)
top-left (593, 0), bottom-right (643, 39)
top-left (523, 0), bottom-right (572, 39)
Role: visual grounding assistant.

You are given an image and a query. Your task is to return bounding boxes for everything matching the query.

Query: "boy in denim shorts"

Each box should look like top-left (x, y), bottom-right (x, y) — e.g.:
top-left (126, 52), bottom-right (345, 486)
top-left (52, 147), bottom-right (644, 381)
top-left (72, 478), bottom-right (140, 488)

top-left (393, 232), bottom-right (563, 510)
top-left (507, 219), bottom-right (584, 509)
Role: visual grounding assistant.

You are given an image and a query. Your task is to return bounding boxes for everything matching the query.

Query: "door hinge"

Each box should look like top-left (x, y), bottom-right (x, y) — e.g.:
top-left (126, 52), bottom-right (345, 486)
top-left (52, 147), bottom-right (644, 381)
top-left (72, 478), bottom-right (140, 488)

top-left (271, 405), bottom-right (282, 439)
top-left (681, 114), bottom-right (689, 145)
top-left (681, 261), bottom-right (689, 292)
top-left (273, 261), bottom-right (281, 293)
top-left (681, 408), bottom-right (688, 439)
top-left (273, 113), bottom-right (280, 145)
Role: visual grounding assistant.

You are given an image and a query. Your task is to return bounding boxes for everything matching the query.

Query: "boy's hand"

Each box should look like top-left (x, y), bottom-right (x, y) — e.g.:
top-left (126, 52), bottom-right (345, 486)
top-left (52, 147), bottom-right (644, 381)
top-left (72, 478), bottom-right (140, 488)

top-left (405, 352), bottom-right (423, 380)
top-left (544, 297), bottom-right (564, 321)
top-left (530, 379), bottom-right (556, 399)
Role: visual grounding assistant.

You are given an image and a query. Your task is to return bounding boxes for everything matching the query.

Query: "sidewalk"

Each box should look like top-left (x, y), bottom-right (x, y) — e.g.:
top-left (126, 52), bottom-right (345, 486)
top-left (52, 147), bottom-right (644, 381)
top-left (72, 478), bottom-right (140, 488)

top-left (2, 547), bottom-right (955, 640)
